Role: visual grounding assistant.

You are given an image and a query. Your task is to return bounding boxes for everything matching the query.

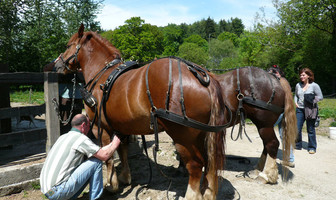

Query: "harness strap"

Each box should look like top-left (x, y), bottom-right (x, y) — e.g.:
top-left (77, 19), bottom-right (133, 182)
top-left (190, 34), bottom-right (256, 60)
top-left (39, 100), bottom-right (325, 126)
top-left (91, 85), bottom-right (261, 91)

top-left (165, 58), bottom-right (173, 110)
top-left (243, 96), bottom-right (284, 114)
top-left (230, 68), bottom-right (251, 142)
top-left (248, 67), bottom-right (256, 100)
top-left (85, 59), bottom-right (122, 92)
top-left (267, 74), bottom-right (276, 104)
top-left (154, 108), bottom-right (231, 132)
top-left (178, 60), bottom-right (187, 118)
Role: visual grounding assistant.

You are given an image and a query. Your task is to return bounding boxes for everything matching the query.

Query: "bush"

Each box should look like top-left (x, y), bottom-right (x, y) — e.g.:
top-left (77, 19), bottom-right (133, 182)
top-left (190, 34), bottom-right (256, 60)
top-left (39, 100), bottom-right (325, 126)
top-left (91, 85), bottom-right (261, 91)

top-left (318, 98), bottom-right (336, 119)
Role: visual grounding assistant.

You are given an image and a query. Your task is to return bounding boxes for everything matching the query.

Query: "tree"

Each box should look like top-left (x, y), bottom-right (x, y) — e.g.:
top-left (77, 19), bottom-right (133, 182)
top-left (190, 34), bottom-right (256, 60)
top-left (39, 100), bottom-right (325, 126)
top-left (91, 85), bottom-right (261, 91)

top-left (178, 43), bottom-right (208, 66)
top-left (205, 17), bottom-right (217, 39)
top-left (183, 34), bottom-right (208, 51)
top-left (208, 39), bottom-right (239, 69)
top-left (230, 17), bottom-right (245, 37)
top-left (0, 0), bottom-right (24, 71)
top-left (219, 19), bottom-right (230, 33)
top-left (0, 0), bottom-right (102, 72)
top-left (111, 17), bottom-right (164, 62)
top-left (273, 0), bottom-right (336, 93)
top-left (161, 24), bottom-right (183, 56)
top-left (238, 31), bottom-right (264, 66)
top-left (218, 32), bottom-right (239, 46)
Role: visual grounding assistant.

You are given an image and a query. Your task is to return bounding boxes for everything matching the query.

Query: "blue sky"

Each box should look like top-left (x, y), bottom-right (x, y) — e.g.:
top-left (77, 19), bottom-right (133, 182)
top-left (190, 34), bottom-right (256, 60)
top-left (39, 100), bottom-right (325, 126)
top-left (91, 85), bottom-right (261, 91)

top-left (97, 0), bottom-right (278, 30)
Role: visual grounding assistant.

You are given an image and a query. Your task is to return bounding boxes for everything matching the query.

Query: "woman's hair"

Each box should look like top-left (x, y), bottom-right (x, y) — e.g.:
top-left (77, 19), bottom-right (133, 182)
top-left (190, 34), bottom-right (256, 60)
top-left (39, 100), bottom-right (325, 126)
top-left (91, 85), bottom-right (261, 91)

top-left (299, 68), bottom-right (314, 83)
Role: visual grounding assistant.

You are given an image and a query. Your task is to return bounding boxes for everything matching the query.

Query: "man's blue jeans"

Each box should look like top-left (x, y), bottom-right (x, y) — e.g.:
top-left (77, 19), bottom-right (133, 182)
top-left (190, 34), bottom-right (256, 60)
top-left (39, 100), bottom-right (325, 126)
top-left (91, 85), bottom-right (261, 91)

top-left (45, 157), bottom-right (103, 200)
top-left (274, 113), bottom-right (295, 162)
top-left (296, 108), bottom-right (317, 151)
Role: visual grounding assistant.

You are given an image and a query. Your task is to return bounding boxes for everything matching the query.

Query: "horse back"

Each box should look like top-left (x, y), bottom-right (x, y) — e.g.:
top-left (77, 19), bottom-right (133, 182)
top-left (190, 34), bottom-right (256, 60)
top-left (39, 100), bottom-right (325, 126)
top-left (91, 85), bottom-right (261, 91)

top-left (103, 58), bottom-right (214, 135)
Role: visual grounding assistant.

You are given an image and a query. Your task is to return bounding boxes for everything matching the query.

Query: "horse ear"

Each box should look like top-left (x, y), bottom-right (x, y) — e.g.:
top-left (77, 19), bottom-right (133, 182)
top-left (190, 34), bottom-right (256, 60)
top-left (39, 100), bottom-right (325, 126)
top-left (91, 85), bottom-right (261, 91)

top-left (78, 24), bottom-right (84, 38)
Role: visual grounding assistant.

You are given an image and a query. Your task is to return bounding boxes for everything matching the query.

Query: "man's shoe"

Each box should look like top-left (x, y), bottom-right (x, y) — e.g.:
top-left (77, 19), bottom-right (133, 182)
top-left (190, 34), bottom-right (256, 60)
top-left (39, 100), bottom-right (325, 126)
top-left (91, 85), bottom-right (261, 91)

top-left (281, 161), bottom-right (295, 168)
top-left (309, 150), bottom-right (316, 154)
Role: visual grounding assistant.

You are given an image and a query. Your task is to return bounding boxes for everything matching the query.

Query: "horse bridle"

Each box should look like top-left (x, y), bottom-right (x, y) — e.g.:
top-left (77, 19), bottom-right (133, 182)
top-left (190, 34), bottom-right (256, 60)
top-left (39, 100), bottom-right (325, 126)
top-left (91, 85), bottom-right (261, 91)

top-left (59, 44), bottom-right (81, 72)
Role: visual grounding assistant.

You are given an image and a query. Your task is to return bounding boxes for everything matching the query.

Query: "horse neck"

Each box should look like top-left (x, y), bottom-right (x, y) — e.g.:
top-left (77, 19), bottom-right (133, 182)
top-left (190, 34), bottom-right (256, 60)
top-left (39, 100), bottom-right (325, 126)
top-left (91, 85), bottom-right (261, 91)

top-left (80, 50), bottom-right (118, 83)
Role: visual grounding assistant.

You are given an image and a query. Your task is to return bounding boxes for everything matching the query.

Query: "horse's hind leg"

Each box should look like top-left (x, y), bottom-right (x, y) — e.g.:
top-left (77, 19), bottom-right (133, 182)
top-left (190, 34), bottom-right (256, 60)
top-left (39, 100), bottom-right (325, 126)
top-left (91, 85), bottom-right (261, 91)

top-left (175, 143), bottom-right (203, 200)
top-left (202, 163), bottom-right (217, 200)
top-left (257, 127), bottom-right (279, 184)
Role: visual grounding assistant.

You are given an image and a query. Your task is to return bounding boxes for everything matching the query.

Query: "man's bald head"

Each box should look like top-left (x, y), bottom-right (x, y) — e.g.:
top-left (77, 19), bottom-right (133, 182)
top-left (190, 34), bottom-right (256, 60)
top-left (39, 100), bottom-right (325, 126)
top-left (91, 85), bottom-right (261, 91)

top-left (71, 114), bottom-right (88, 127)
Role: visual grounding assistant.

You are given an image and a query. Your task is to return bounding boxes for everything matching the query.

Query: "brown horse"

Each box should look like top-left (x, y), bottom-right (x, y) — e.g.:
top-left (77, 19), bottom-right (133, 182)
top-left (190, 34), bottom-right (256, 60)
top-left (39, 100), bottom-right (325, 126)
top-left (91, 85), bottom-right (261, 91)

top-left (54, 24), bottom-right (228, 199)
top-left (216, 67), bottom-right (297, 183)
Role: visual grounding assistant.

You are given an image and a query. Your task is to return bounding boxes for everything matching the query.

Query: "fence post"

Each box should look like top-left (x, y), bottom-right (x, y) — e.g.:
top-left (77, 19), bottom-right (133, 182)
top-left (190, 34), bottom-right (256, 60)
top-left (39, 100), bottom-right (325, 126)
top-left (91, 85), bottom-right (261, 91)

top-left (0, 64), bottom-right (11, 134)
top-left (44, 72), bottom-right (60, 153)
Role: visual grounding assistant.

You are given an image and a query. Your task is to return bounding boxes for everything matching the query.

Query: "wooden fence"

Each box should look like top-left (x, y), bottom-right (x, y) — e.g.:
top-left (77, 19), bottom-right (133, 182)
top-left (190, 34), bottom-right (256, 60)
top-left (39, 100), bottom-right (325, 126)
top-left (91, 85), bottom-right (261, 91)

top-left (0, 72), bottom-right (83, 155)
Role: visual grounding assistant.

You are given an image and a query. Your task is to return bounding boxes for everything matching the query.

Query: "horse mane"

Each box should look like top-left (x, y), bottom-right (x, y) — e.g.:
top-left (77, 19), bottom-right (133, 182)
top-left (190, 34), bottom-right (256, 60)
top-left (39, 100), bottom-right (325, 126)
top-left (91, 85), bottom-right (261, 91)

top-left (85, 31), bottom-right (122, 59)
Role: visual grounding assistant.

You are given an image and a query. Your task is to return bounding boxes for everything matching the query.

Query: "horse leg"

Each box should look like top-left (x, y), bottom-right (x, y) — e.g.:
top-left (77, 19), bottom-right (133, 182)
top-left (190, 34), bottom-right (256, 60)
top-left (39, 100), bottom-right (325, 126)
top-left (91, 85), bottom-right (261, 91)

top-left (202, 164), bottom-right (217, 200)
top-left (116, 141), bottom-right (131, 185)
top-left (257, 127), bottom-right (279, 184)
top-left (175, 143), bottom-right (203, 200)
top-left (95, 128), bottom-right (119, 193)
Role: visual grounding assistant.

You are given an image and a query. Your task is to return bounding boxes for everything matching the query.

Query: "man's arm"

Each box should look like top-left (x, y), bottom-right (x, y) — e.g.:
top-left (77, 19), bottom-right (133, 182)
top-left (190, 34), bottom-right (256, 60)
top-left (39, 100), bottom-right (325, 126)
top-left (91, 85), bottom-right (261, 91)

top-left (93, 135), bottom-right (121, 161)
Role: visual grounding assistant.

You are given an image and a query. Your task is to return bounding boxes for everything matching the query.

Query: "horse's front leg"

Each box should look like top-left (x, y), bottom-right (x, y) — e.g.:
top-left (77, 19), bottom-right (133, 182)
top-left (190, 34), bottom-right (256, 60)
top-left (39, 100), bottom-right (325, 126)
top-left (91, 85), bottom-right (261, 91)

top-left (116, 140), bottom-right (131, 185)
top-left (105, 158), bottom-right (119, 192)
top-left (95, 128), bottom-right (120, 192)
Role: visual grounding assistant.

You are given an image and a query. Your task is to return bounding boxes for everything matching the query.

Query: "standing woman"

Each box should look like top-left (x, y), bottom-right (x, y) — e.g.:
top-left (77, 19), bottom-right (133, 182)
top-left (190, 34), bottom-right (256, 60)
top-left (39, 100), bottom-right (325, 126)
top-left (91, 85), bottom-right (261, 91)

top-left (295, 68), bottom-right (323, 154)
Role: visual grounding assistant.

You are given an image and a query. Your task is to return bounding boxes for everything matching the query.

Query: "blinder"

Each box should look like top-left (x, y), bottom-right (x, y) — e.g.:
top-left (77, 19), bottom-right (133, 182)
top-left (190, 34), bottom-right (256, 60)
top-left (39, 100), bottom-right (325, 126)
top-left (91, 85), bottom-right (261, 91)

top-left (59, 44), bottom-right (81, 72)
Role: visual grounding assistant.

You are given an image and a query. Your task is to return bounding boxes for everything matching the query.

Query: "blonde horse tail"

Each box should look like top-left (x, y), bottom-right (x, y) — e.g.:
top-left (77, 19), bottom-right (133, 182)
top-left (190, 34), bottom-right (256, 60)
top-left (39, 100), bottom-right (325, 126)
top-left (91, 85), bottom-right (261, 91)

top-left (206, 74), bottom-right (226, 195)
top-left (279, 77), bottom-right (297, 163)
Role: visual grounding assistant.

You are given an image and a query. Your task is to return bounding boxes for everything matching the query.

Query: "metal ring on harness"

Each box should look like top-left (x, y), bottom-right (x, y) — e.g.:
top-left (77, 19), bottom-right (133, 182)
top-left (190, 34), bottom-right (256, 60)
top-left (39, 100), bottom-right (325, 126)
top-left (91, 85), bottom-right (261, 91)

top-left (237, 93), bottom-right (244, 100)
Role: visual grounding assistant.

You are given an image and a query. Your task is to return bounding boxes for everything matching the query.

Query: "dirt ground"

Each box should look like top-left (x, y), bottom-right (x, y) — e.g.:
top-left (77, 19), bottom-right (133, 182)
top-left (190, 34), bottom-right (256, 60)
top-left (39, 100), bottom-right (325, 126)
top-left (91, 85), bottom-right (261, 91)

top-left (1, 120), bottom-right (335, 200)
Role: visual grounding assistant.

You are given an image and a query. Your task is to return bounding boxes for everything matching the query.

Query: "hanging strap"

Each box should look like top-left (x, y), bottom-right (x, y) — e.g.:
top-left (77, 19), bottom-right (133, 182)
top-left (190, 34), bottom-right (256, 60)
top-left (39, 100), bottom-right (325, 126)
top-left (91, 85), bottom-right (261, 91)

top-left (230, 68), bottom-right (252, 142)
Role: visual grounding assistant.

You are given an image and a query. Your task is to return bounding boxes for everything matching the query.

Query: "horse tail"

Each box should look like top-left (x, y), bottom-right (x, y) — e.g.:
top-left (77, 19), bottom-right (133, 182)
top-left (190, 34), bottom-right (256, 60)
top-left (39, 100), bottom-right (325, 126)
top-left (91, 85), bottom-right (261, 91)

top-left (206, 74), bottom-right (226, 194)
top-left (279, 77), bottom-right (297, 163)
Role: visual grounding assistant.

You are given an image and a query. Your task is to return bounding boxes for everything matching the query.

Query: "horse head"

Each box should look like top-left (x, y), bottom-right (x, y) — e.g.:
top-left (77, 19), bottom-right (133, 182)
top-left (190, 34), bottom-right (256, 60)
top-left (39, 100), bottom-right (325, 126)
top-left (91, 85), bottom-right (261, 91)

top-left (55, 24), bottom-right (121, 74)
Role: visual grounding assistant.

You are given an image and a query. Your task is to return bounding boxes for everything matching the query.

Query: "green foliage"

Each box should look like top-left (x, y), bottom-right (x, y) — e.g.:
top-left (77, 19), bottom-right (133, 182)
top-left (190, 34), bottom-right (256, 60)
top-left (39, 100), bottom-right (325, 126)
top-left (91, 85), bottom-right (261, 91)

top-left (0, 0), bottom-right (102, 72)
top-left (330, 121), bottom-right (336, 127)
top-left (183, 35), bottom-right (208, 51)
top-left (238, 31), bottom-right (264, 66)
top-left (161, 24), bottom-right (184, 56)
top-left (208, 39), bottom-right (239, 69)
top-left (218, 32), bottom-right (239, 46)
top-left (178, 43), bottom-right (208, 66)
top-left (111, 17), bottom-right (164, 62)
top-left (31, 182), bottom-right (41, 190)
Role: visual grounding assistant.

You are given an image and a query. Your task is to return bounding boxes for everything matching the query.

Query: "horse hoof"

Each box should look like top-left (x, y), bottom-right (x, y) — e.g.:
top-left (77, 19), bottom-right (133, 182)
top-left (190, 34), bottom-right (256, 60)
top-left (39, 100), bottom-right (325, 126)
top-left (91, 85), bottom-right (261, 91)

top-left (105, 184), bottom-right (119, 193)
top-left (255, 175), bottom-right (268, 184)
top-left (246, 169), bottom-right (260, 179)
top-left (118, 174), bottom-right (131, 185)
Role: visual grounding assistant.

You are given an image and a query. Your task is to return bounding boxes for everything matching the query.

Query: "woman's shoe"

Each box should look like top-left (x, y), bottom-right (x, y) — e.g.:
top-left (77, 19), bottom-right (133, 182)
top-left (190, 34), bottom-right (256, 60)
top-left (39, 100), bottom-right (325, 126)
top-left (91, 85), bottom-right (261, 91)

top-left (281, 161), bottom-right (295, 168)
top-left (308, 150), bottom-right (316, 154)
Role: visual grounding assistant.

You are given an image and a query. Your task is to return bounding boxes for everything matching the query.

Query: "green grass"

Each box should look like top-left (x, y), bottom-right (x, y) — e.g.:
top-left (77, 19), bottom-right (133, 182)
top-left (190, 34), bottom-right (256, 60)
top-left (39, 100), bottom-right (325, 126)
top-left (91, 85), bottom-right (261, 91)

top-left (318, 98), bottom-right (336, 120)
top-left (10, 90), bottom-right (44, 105)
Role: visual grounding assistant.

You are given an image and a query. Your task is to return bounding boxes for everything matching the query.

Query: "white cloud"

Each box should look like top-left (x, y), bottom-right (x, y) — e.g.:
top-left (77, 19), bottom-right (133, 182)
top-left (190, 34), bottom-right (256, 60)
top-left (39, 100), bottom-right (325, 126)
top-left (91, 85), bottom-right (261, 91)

top-left (97, 5), bottom-right (134, 30)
